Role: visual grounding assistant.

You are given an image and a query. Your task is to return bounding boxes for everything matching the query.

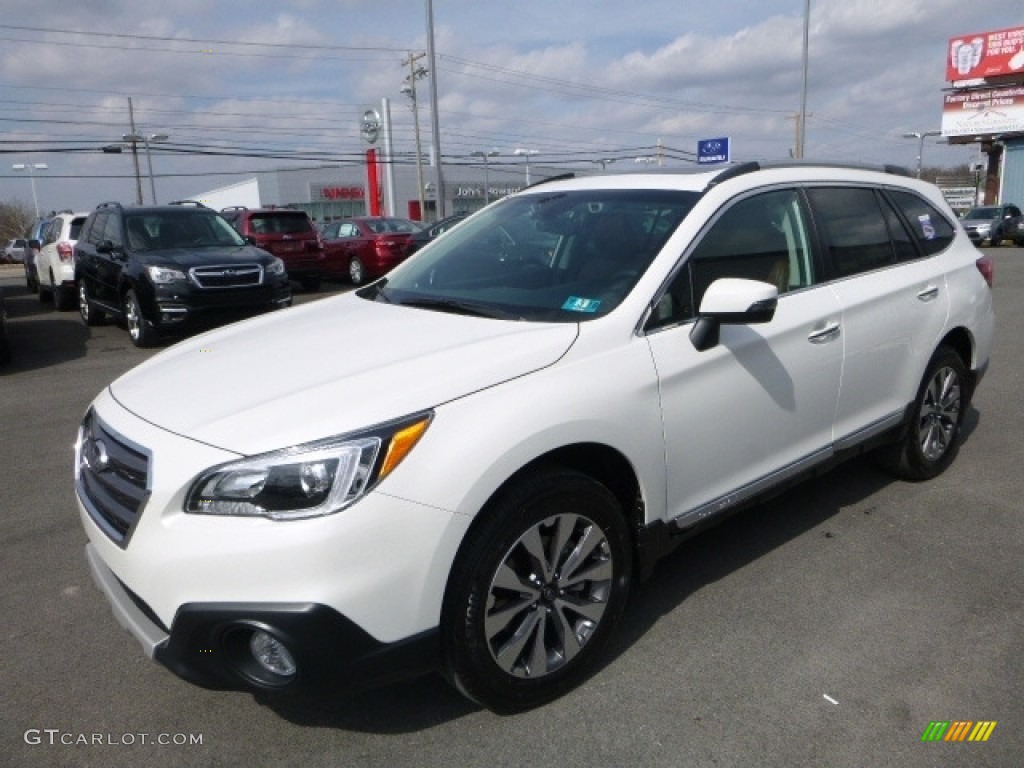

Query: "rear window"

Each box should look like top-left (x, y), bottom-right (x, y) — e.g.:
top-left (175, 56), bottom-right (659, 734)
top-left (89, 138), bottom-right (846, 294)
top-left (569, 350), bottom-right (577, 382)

top-left (249, 212), bottom-right (314, 235)
top-left (887, 190), bottom-right (955, 256)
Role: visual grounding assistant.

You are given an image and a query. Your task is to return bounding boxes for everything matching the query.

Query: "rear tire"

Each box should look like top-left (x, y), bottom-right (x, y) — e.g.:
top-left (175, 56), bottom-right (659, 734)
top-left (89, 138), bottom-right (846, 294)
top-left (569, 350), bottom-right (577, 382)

top-left (876, 346), bottom-right (967, 481)
top-left (349, 257), bottom-right (366, 286)
top-left (78, 281), bottom-right (105, 326)
top-left (441, 468), bottom-right (632, 713)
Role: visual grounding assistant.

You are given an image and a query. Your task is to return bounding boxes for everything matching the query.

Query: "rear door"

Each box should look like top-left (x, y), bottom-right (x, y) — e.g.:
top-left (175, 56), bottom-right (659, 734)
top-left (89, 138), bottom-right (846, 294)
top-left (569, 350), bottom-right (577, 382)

top-left (805, 186), bottom-right (951, 445)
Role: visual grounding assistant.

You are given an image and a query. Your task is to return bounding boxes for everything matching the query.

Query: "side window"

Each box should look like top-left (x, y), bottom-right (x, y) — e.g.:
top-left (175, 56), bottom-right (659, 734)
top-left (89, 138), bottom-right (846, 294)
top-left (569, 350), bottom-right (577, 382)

top-left (805, 187), bottom-right (893, 277)
top-left (322, 221), bottom-right (340, 238)
top-left (878, 196), bottom-right (919, 262)
top-left (886, 190), bottom-right (956, 256)
top-left (43, 220), bottom-right (59, 246)
top-left (86, 213), bottom-right (108, 246)
top-left (102, 214), bottom-right (123, 248)
top-left (338, 223), bottom-right (357, 238)
top-left (647, 189), bottom-right (814, 329)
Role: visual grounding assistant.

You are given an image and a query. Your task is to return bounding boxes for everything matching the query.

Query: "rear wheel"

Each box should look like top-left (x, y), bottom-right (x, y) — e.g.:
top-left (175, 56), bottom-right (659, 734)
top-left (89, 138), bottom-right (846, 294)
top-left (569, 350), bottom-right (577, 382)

top-left (441, 468), bottom-right (632, 713)
top-left (349, 257), bottom-right (366, 285)
top-left (876, 346), bottom-right (967, 481)
top-left (78, 281), bottom-right (105, 326)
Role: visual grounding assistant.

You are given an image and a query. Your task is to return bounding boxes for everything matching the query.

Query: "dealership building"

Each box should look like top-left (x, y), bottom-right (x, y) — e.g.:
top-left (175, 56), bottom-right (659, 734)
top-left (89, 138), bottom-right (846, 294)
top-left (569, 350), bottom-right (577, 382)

top-left (191, 158), bottom-right (572, 225)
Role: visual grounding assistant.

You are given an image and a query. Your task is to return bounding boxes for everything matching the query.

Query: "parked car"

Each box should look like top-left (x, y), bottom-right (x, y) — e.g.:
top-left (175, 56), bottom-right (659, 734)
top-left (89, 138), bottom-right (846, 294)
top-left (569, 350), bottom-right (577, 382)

top-left (76, 162), bottom-right (994, 713)
top-left (220, 207), bottom-right (325, 291)
top-left (74, 201), bottom-right (292, 347)
top-left (960, 203), bottom-right (1022, 246)
top-left (321, 216), bottom-right (422, 284)
top-left (406, 213), bottom-right (469, 256)
top-left (22, 218), bottom-right (51, 292)
top-left (4, 238), bottom-right (27, 263)
top-left (36, 210), bottom-right (89, 310)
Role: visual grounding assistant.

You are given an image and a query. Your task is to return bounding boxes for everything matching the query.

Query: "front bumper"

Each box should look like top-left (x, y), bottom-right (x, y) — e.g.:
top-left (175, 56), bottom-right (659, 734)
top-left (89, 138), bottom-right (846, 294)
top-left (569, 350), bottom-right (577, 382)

top-left (85, 544), bottom-right (438, 692)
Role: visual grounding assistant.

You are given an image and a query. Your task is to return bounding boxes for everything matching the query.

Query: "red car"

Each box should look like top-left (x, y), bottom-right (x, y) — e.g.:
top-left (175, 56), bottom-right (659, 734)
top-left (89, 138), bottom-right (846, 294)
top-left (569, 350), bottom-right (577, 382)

top-left (321, 217), bottom-right (422, 285)
top-left (221, 207), bottom-right (325, 291)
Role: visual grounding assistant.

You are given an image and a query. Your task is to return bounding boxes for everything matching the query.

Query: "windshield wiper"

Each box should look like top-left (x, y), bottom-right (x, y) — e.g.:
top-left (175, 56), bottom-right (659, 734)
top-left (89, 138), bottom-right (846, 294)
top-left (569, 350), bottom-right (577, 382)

top-left (396, 297), bottom-right (519, 320)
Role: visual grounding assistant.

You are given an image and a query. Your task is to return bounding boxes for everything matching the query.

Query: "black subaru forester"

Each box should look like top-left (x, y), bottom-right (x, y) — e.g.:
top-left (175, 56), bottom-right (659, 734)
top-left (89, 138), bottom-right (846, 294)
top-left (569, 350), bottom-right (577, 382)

top-left (75, 201), bottom-right (292, 347)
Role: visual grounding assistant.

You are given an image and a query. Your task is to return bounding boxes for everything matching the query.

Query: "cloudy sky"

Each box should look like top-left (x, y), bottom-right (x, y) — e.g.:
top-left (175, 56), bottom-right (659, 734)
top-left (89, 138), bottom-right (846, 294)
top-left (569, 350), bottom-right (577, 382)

top-left (0, 0), bottom-right (1020, 213)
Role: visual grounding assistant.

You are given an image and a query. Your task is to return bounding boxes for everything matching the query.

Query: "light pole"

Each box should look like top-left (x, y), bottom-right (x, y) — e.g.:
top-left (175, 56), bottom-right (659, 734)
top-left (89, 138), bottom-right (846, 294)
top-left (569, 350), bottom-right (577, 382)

top-left (123, 133), bottom-right (169, 203)
top-left (513, 148), bottom-right (538, 185)
top-left (402, 52), bottom-right (429, 220)
top-left (12, 163), bottom-right (48, 219)
top-left (471, 150), bottom-right (499, 205)
top-left (902, 130), bottom-right (941, 179)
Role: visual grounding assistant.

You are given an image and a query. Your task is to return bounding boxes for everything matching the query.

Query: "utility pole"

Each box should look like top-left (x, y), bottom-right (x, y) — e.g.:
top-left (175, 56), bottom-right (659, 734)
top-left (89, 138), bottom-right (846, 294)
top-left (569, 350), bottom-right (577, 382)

top-left (402, 52), bottom-right (428, 221)
top-left (425, 0), bottom-right (445, 218)
top-left (127, 97), bottom-right (143, 205)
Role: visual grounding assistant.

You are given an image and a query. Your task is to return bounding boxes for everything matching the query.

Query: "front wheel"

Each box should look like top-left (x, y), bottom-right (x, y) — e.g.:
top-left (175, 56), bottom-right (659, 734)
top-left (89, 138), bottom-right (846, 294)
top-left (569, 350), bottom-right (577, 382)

top-left (876, 346), bottom-right (968, 481)
top-left (441, 468), bottom-right (633, 713)
top-left (124, 289), bottom-right (156, 347)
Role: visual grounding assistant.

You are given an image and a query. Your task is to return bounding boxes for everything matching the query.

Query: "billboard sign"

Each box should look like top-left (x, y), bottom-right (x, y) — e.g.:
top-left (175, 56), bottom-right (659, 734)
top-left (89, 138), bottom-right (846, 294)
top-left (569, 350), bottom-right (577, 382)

top-left (942, 85), bottom-right (1024, 137)
top-left (947, 26), bottom-right (1024, 81)
top-left (697, 137), bottom-right (731, 164)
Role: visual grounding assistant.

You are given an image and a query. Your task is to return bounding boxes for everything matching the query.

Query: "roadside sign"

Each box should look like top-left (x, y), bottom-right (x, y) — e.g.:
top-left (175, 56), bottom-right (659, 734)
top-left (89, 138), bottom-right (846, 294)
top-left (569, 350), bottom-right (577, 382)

top-left (697, 137), bottom-right (731, 164)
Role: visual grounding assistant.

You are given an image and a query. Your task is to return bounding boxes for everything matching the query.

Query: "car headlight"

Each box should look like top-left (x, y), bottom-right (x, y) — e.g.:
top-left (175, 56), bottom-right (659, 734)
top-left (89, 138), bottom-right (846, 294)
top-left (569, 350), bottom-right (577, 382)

top-left (266, 257), bottom-right (286, 276)
top-left (185, 413), bottom-right (432, 520)
top-left (146, 265), bottom-right (187, 284)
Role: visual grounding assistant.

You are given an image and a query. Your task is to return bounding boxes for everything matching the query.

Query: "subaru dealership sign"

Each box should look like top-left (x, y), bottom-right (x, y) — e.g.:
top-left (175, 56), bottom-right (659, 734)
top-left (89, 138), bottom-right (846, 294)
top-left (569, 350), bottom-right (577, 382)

top-left (697, 137), bottom-right (731, 165)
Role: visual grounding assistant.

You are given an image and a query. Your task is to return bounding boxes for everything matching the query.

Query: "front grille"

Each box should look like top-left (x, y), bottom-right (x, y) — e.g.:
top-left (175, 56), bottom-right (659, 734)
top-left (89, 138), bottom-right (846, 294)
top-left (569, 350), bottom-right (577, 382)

top-left (76, 410), bottom-right (151, 547)
top-left (190, 264), bottom-right (263, 289)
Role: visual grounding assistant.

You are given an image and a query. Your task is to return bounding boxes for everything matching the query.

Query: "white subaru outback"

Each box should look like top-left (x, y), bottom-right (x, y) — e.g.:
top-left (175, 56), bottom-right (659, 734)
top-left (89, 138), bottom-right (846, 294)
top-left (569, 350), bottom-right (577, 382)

top-left (76, 162), bottom-right (994, 713)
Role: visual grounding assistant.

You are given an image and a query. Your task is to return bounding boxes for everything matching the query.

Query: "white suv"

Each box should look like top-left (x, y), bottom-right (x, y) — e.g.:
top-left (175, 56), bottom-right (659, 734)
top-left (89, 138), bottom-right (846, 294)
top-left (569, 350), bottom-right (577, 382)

top-left (75, 162), bottom-right (995, 713)
top-left (36, 210), bottom-right (89, 310)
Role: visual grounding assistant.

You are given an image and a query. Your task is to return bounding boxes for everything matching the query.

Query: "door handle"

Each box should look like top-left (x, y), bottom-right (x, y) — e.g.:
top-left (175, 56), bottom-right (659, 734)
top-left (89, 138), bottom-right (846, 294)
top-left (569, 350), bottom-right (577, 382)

top-left (916, 285), bottom-right (939, 302)
top-left (808, 321), bottom-right (841, 344)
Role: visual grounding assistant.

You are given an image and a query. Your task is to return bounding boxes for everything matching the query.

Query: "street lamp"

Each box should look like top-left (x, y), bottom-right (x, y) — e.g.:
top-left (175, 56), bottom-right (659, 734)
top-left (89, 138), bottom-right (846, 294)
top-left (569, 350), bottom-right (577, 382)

top-left (471, 150), bottom-right (500, 204)
top-left (902, 130), bottom-right (941, 179)
top-left (402, 52), bottom-right (429, 221)
top-left (513, 148), bottom-right (538, 185)
top-left (12, 163), bottom-right (48, 219)
top-left (123, 132), bottom-right (169, 203)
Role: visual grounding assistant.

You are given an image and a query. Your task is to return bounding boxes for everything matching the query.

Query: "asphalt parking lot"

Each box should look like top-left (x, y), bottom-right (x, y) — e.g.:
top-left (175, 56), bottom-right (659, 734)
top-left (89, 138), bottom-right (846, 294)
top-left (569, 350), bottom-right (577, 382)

top-left (1, 252), bottom-right (1022, 768)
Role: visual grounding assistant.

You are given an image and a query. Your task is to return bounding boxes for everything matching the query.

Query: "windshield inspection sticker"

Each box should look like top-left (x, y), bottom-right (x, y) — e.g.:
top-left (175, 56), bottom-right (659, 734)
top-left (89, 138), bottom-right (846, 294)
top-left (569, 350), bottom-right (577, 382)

top-left (917, 214), bottom-right (936, 240)
top-left (563, 296), bottom-right (602, 313)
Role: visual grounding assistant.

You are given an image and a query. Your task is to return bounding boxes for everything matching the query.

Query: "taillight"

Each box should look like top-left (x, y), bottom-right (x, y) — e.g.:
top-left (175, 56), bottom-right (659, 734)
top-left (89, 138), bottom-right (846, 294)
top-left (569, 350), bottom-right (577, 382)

top-left (57, 242), bottom-right (74, 263)
top-left (976, 256), bottom-right (994, 288)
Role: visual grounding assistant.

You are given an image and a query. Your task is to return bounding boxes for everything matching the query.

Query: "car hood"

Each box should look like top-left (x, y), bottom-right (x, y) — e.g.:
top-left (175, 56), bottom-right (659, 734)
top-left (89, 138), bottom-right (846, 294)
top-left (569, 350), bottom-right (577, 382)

top-left (109, 292), bottom-right (578, 454)
top-left (139, 245), bottom-right (272, 267)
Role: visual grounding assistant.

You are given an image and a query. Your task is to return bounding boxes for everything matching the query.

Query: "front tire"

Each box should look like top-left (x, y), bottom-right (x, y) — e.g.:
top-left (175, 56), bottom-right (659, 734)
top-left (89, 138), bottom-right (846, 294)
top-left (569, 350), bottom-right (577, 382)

top-left (441, 468), bottom-right (632, 713)
top-left (124, 289), bottom-right (156, 347)
top-left (876, 346), bottom-right (967, 481)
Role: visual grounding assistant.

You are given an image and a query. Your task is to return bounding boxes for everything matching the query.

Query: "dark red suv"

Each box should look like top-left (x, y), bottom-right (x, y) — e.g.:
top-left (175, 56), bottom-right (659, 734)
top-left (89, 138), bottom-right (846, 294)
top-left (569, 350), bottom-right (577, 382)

top-left (221, 207), bottom-right (325, 291)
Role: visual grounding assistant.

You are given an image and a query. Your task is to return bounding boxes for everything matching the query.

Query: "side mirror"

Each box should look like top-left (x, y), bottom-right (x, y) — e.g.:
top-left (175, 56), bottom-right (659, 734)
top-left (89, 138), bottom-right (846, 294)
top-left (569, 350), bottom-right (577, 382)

top-left (689, 278), bottom-right (778, 352)
top-left (96, 240), bottom-right (122, 255)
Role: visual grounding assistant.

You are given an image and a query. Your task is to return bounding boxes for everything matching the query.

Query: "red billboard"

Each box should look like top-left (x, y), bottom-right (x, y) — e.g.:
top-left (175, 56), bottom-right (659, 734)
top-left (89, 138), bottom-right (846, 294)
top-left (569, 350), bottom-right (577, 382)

top-left (947, 25), bottom-right (1024, 81)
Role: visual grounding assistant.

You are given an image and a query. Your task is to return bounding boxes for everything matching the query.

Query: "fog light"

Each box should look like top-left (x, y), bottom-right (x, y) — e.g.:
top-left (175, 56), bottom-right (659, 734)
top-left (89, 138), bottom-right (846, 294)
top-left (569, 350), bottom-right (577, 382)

top-left (249, 630), bottom-right (297, 678)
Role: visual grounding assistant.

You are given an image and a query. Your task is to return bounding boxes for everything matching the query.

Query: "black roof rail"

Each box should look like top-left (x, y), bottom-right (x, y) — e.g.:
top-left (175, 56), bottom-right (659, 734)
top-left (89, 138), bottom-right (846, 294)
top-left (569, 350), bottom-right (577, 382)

top-left (701, 159), bottom-right (916, 195)
top-left (221, 205), bottom-right (248, 212)
top-left (524, 172), bottom-right (575, 190)
top-left (96, 201), bottom-right (124, 210)
top-left (168, 199), bottom-right (210, 208)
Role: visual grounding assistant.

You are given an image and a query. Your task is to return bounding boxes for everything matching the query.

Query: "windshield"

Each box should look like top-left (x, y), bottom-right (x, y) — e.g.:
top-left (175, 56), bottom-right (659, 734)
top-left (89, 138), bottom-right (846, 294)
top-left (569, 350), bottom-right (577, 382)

top-left (965, 207), bottom-right (998, 220)
top-left (364, 188), bottom-right (698, 322)
top-left (125, 211), bottom-right (247, 250)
